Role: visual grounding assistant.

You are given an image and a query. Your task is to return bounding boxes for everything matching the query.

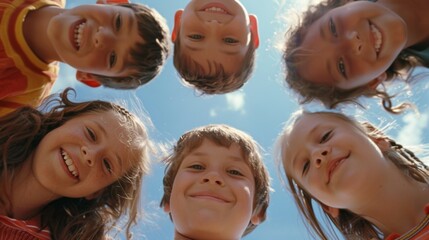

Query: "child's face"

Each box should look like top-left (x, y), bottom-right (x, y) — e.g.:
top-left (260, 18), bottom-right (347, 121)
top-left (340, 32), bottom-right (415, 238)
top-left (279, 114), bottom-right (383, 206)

top-left (297, 1), bottom-right (406, 89)
top-left (47, 4), bottom-right (144, 78)
top-left (31, 111), bottom-right (136, 199)
top-left (173, 0), bottom-right (258, 75)
top-left (282, 114), bottom-right (389, 211)
top-left (165, 139), bottom-right (260, 239)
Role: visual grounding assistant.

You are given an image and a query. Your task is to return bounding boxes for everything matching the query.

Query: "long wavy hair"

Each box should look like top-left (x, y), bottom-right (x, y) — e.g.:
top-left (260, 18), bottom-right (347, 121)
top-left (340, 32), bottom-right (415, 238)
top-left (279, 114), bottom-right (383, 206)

top-left (283, 0), bottom-right (426, 114)
top-left (0, 88), bottom-right (151, 240)
top-left (276, 111), bottom-right (429, 239)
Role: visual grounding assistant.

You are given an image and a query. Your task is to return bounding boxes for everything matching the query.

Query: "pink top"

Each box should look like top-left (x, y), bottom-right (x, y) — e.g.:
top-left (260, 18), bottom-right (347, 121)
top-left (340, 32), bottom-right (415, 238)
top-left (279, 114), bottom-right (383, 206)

top-left (0, 215), bottom-right (50, 240)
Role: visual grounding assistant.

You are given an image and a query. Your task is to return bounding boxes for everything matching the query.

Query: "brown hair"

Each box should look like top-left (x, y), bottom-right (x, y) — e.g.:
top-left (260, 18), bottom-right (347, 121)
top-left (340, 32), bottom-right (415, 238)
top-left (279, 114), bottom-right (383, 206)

top-left (276, 111), bottom-right (429, 239)
top-left (173, 34), bottom-right (256, 94)
top-left (283, 0), bottom-right (423, 114)
top-left (0, 88), bottom-right (151, 240)
top-left (160, 124), bottom-right (270, 236)
top-left (93, 3), bottom-right (170, 89)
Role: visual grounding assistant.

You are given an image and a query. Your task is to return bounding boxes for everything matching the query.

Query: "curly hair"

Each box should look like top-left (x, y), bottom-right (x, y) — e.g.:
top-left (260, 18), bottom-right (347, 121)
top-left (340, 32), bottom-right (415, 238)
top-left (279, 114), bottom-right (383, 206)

top-left (93, 3), bottom-right (170, 89)
top-left (283, 0), bottom-right (424, 114)
top-left (160, 124), bottom-right (270, 236)
top-left (0, 88), bottom-right (151, 240)
top-left (276, 111), bottom-right (429, 239)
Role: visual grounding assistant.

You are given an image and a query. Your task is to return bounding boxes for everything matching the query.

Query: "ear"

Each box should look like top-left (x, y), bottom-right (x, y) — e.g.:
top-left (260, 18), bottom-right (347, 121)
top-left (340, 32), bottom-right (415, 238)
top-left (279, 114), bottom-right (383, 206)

top-left (372, 137), bottom-right (391, 152)
top-left (250, 210), bottom-right (263, 225)
top-left (85, 190), bottom-right (102, 200)
top-left (76, 71), bottom-right (102, 88)
top-left (163, 202), bottom-right (171, 213)
top-left (172, 10), bottom-right (183, 42)
top-left (249, 15), bottom-right (260, 49)
top-left (321, 204), bottom-right (340, 218)
top-left (367, 72), bottom-right (387, 89)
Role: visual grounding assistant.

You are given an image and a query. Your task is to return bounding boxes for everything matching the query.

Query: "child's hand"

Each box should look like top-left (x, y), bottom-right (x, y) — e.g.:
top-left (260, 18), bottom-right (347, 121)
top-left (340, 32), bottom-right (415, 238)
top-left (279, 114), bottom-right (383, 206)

top-left (96, 0), bottom-right (130, 4)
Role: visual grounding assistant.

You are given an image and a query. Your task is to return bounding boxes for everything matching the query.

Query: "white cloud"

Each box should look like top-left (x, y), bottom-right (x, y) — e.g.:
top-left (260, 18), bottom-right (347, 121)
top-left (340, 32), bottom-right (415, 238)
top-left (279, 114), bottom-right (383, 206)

top-left (225, 92), bottom-right (245, 114)
top-left (209, 109), bottom-right (217, 117)
top-left (396, 112), bottom-right (429, 146)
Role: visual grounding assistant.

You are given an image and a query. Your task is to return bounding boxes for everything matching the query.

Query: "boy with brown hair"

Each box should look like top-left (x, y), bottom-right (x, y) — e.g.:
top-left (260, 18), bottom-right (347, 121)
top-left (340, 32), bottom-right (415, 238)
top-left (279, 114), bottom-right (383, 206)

top-left (0, 0), bottom-right (169, 115)
top-left (172, 0), bottom-right (259, 94)
top-left (160, 124), bottom-right (270, 240)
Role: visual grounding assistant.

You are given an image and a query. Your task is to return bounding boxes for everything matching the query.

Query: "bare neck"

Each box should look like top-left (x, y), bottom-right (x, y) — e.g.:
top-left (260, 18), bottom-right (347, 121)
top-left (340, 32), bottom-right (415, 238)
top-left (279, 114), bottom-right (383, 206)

top-left (3, 154), bottom-right (58, 220)
top-left (23, 6), bottom-right (64, 64)
top-left (351, 166), bottom-right (429, 235)
top-left (379, 0), bottom-right (429, 48)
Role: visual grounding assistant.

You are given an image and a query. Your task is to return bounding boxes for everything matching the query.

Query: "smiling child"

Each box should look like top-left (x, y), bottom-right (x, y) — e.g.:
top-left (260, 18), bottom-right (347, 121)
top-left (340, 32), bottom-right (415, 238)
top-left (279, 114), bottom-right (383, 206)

top-left (160, 124), bottom-right (270, 240)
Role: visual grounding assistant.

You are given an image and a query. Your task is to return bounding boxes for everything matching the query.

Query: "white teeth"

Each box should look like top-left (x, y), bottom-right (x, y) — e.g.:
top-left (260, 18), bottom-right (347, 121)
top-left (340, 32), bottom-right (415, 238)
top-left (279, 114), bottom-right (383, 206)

top-left (61, 149), bottom-right (78, 177)
top-left (204, 7), bottom-right (227, 14)
top-left (74, 22), bottom-right (86, 49)
top-left (370, 23), bottom-right (382, 53)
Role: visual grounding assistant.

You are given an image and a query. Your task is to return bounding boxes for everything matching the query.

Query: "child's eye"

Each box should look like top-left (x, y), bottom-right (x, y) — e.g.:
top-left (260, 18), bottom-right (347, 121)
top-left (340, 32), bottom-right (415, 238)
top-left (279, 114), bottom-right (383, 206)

top-left (338, 58), bottom-right (347, 78)
top-left (86, 127), bottom-right (97, 141)
top-left (329, 17), bottom-right (338, 38)
top-left (188, 34), bottom-right (204, 40)
top-left (223, 37), bottom-right (239, 44)
top-left (302, 160), bottom-right (310, 176)
top-left (320, 130), bottom-right (333, 144)
top-left (103, 158), bottom-right (113, 174)
top-left (189, 164), bottom-right (204, 170)
top-left (114, 14), bottom-right (122, 32)
top-left (227, 169), bottom-right (243, 176)
top-left (109, 52), bottom-right (117, 69)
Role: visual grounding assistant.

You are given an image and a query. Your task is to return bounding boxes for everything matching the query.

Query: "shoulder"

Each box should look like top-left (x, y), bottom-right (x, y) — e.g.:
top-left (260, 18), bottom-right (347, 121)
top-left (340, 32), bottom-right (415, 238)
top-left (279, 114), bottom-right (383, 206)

top-left (0, 215), bottom-right (51, 240)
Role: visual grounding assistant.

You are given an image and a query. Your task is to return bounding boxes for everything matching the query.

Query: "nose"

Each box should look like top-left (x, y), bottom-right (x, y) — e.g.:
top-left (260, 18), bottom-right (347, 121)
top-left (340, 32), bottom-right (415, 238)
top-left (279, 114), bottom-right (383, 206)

top-left (93, 26), bottom-right (114, 49)
top-left (311, 147), bottom-right (330, 168)
top-left (201, 171), bottom-right (225, 187)
top-left (342, 30), bottom-right (362, 56)
top-left (81, 146), bottom-right (94, 167)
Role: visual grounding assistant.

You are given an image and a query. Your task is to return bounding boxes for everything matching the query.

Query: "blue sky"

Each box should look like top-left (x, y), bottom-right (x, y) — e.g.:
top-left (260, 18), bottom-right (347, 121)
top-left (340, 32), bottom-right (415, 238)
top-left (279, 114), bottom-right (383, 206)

top-left (57, 1), bottom-right (429, 239)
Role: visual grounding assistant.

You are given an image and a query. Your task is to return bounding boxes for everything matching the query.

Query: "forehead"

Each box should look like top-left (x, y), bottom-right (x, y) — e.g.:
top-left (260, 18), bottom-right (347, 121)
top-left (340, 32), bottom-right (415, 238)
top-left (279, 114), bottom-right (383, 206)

top-left (180, 139), bottom-right (250, 166)
top-left (297, 15), bottom-right (336, 86)
top-left (182, 50), bottom-right (246, 76)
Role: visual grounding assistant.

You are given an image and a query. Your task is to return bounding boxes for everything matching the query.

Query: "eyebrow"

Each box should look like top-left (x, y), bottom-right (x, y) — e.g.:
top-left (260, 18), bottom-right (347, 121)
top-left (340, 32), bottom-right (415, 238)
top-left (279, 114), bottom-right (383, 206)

top-left (115, 153), bottom-right (123, 174)
top-left (189, 151), bottom-right (244, 162)
top-left (184, 42), bottom-right (241, 55)
top-left (319, 22), bottom-right (326, 41)
top-left (94, 121), bottom-right (123, 173)
top-left (115, 13), bottom-right (136, 76)
top-left (290, 124), bottom-right (319, 174)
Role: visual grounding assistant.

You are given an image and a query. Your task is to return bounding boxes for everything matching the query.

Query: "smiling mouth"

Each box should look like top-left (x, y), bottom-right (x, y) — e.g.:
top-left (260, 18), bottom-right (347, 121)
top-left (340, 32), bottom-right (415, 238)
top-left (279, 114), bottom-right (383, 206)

top-left (71, 19), bottom-right (86, 51)
top-left (191, 193), bottom-right (230, 203)
top-left (61, 149), bottom-right (79, 178)
top-left (370, 22), bottom-right (382, 55)
top-left (327, 153), bottom-right (350, 184)
top-left (200, 3), bottom-right (231, 15)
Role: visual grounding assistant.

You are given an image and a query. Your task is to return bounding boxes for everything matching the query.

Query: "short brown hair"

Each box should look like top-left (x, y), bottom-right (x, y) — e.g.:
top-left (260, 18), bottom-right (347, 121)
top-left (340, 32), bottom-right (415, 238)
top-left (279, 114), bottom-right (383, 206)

top-left (93, 3), bottom-right (170, 89)
top-left (173, 35), bottom-right (256, 94)
top-left (160, 124), bottom-right (270, 236)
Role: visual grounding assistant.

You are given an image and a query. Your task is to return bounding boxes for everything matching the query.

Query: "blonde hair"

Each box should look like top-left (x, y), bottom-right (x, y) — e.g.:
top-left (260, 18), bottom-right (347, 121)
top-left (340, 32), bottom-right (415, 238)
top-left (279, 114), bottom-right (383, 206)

top-left (275, 111), bottom-right (429, 239)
